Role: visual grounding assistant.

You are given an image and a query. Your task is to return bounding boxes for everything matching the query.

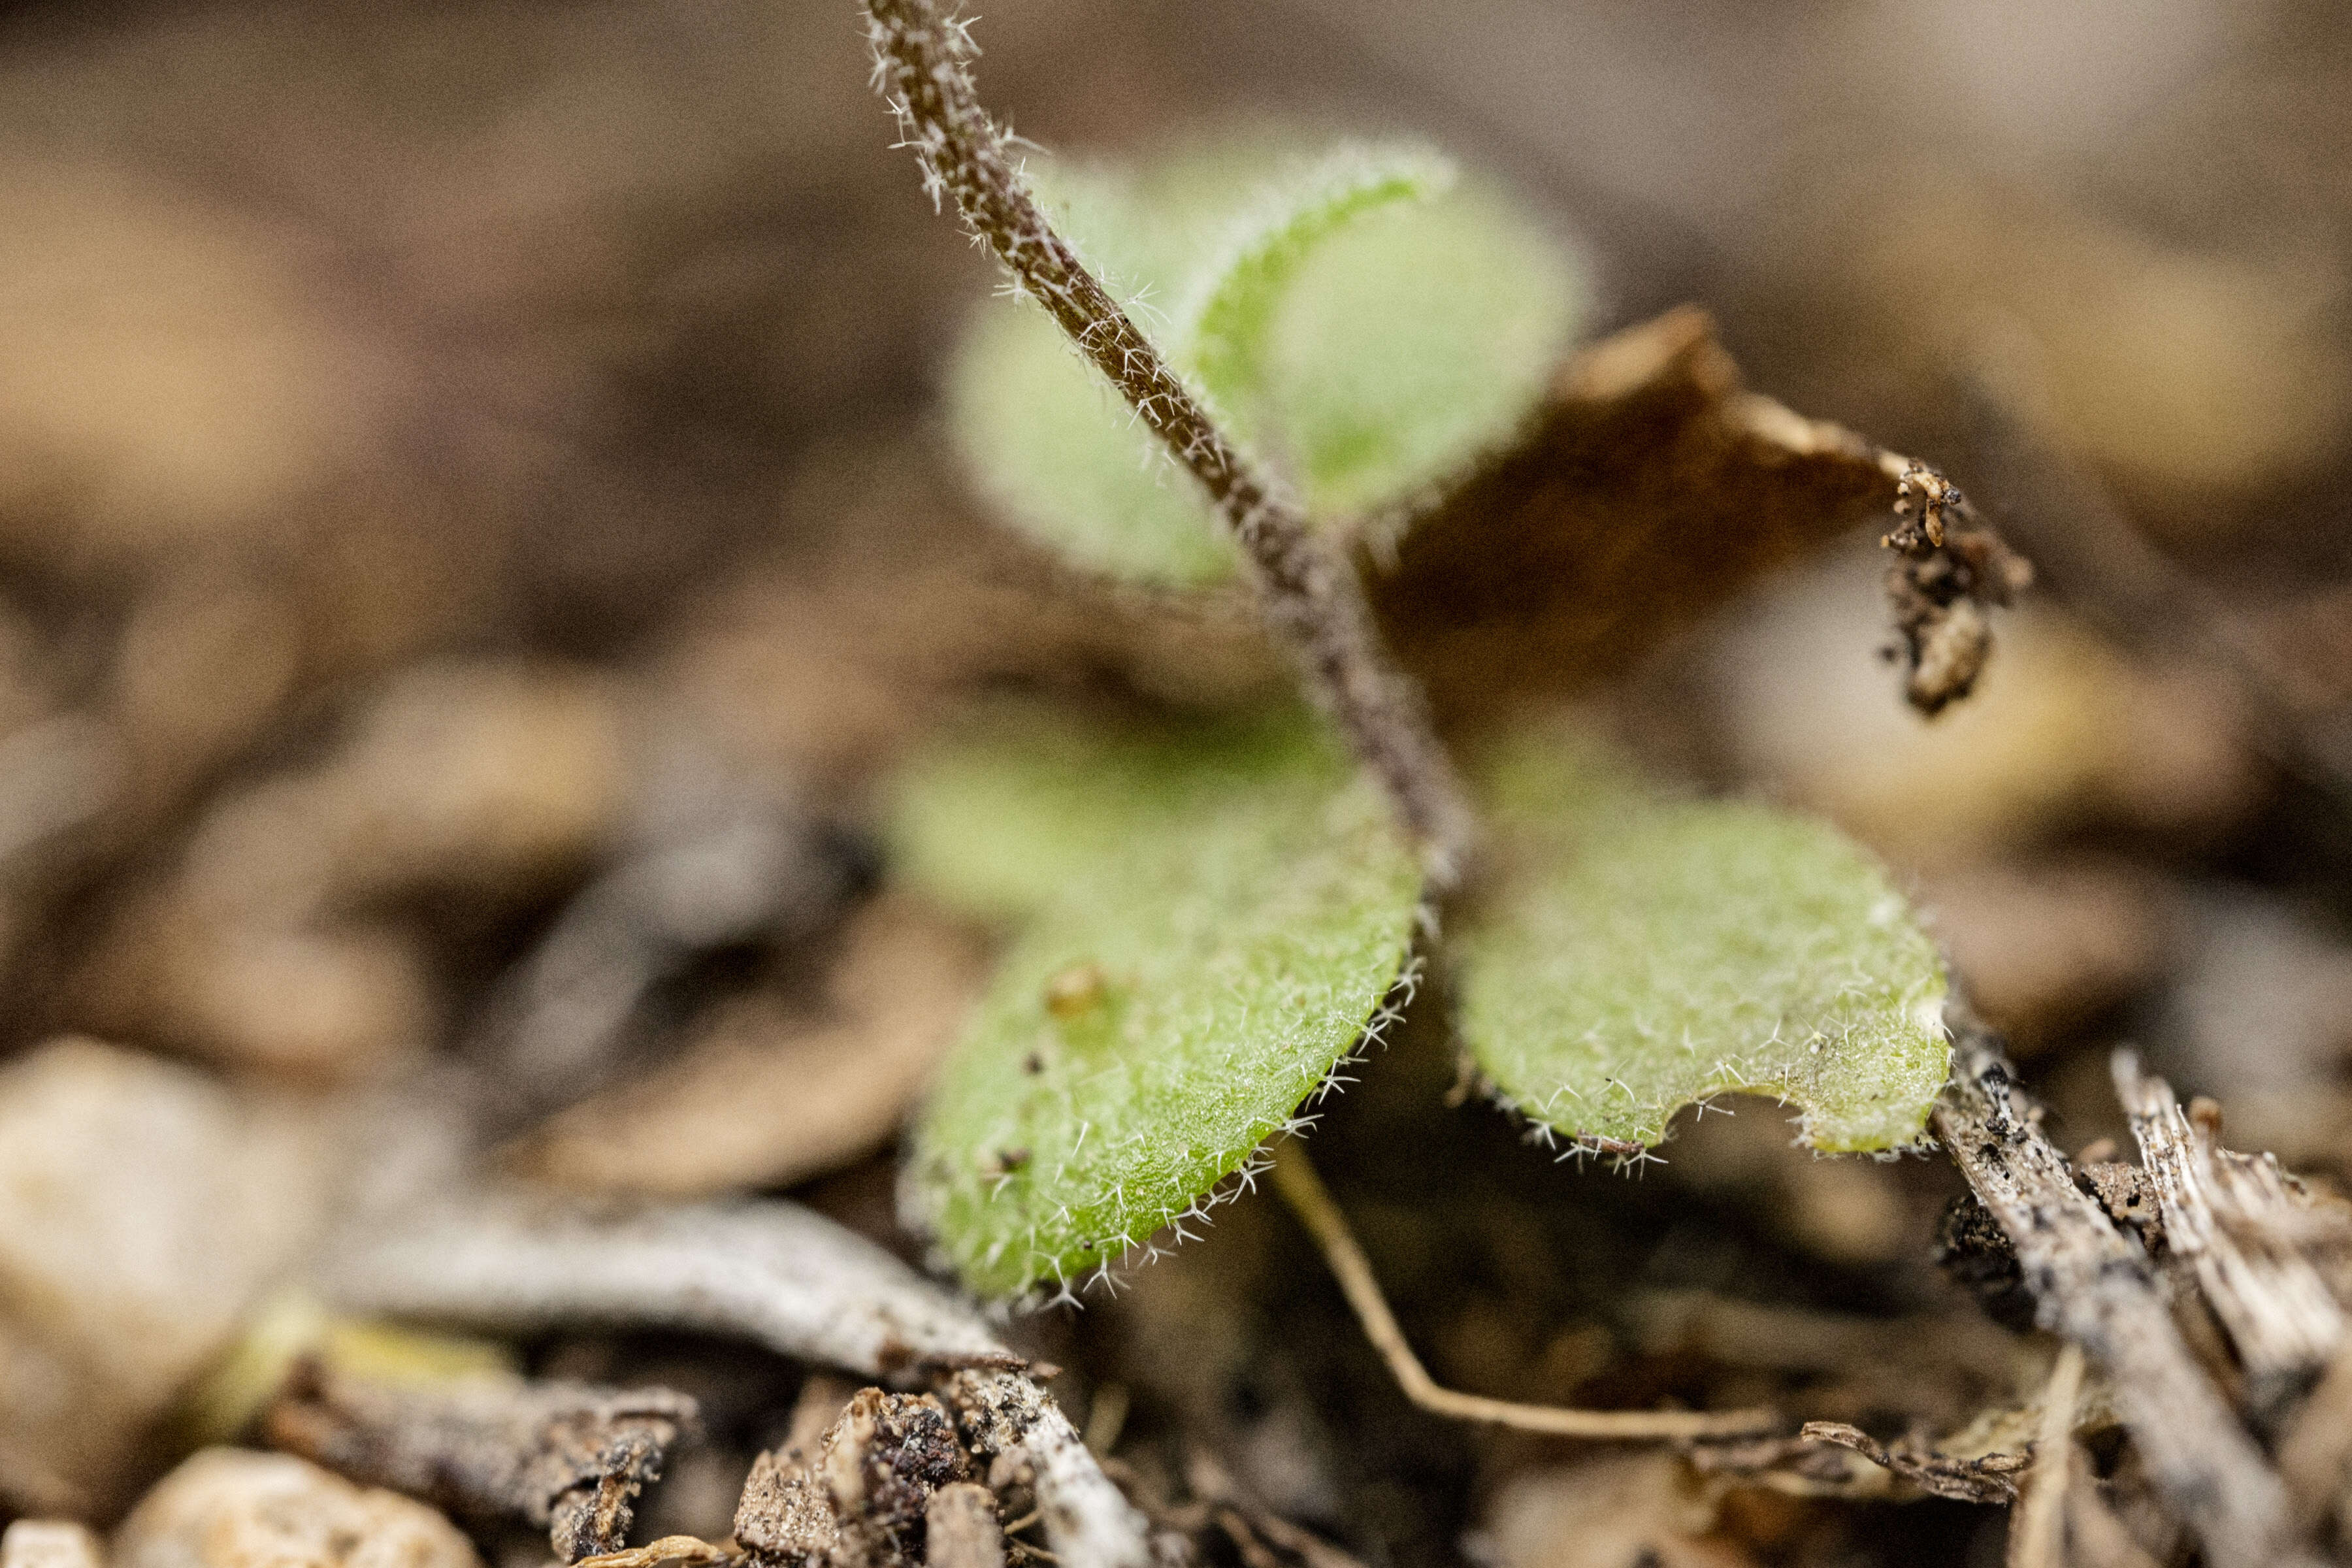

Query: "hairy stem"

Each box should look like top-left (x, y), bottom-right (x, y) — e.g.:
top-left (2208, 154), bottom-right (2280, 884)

top-left (864, 0), bottom-right (1477, 885)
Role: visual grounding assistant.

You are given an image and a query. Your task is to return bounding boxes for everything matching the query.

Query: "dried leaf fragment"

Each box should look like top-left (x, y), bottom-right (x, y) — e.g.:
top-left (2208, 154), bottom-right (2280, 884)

top-left (2113, 1051), bottom-right (2352, 1426)
top-left (314, 1192), bottom-right (1151, 1568)
top-left (265, 1362), bottom-right (699, 1562)
top-left (1881, 465), bottom-right (2033, 715)
top-left (1369, 304), bottom-right (1987, 724)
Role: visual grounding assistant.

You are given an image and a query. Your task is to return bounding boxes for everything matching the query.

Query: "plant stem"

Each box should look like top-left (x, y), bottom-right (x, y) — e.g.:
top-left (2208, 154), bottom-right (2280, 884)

top-left (863, 0), bottom-right (1477, 886)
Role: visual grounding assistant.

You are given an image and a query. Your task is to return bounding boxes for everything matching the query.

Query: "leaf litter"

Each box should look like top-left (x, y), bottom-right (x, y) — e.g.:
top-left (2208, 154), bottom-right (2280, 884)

top-left (10, 4), bottom-right (2352, 1568)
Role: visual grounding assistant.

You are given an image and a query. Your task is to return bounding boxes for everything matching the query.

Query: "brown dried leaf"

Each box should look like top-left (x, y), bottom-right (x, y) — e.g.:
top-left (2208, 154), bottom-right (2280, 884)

top-left (1365, 304), bottom-right (2015, 725)
top-left (264, 1363), bottom-right (698, 1562)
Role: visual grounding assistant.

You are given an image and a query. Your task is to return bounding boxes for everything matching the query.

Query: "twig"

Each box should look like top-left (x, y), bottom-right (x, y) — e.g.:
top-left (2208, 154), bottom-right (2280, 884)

top-left (315, 1191), bottom-right (1154, 1568)
top-left (1933, 1025), bottom-right (2315, 1568)
top-left (861, 0), bottom-right (1475, 885)
top-left (944, 1371), bottom-right (1156, 1568)
top-left (1795, 1423), bottom-right (2022, 1505)
top-left (314, 1188), bottom-right (1007, 1377)
top-left (2113, 1049), bottom-right (2348, 1428)
top-left (1267, 1142), bottom-right (1776, 1438)
top-left (2007, 1343), bottom-right (2083, 1568)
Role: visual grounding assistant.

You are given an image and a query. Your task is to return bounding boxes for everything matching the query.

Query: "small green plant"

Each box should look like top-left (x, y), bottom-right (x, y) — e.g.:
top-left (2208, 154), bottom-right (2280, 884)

top-left (866, 0), bottom-right (1992, 1304)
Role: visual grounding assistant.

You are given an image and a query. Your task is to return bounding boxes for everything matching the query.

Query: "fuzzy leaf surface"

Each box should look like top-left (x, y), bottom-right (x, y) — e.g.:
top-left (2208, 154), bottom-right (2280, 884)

top-left (945, 140), bottom-right (1581, 587)
top-left (895, 713), bottom-right (1422, 1297)
top-left (1179, 144), bottom-right (1456, 428)
top-left (1460, 736), bottom-right (1948, 1154)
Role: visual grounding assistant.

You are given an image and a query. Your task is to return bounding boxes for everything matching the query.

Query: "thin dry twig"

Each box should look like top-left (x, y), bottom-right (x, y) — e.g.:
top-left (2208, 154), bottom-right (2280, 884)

top-left (861, 0), bottom-right (1475, 885)
top-left (1267, 1141), bottom-right (1776, 1438)
top-left (2114, 1049), bottom-right (2349, 1426)
top-left (1934, 1024), bottom-right (2315, 1568)
top-left (1795, 1423), bottom-right (2025, 1505)
top-left (943, 1371), bottom-right (1158, 1568)
top-left (2007, 1343), bottom-right (2084, 1568)
top-left (315, 1188), bottom-right (1007, 1377)
top-left (316, 1191), bottom-right (1152, 1568)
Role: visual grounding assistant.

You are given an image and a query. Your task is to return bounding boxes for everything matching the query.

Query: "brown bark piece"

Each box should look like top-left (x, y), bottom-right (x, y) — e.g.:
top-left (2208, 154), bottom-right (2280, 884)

top-left (265, 1364), bottom-right (697, 1562)
top-left (1369, 305), bottom-right (1933, 726)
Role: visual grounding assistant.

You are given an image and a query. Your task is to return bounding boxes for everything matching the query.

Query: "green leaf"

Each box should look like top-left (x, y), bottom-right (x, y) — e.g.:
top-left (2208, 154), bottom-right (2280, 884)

top-left (1262, 183), bottom-right (1578, 520)
top-left (886, 706), bottom-right (1323, 922)
top-left (943, 139), bottom-right (1584, 588)
top-left (1459, 734), bottom-right (1949, 1154)
top-left (895, 711), bottom-right (1423, 1298)
top-left (1178, 144), bottom-right (1456, 429)
top-left (945, 301), bottom-right (1239, 589)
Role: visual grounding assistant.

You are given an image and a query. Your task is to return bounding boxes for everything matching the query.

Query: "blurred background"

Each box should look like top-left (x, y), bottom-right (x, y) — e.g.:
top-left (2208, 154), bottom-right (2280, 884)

top-left (5, 1), bottom-right (2352, 1564)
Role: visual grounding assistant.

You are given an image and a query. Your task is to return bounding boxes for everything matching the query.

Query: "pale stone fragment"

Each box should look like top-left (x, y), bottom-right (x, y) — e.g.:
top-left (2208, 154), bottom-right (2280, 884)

top-left (0, 1041), bottom-right (333, 1514)
top-left (113, 1449), bottom-right (478, 1568)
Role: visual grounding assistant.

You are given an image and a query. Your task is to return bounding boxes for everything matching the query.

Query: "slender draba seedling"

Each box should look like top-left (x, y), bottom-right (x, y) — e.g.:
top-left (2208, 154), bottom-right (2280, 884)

top-left (864, 0), bottom-right (1476, 886)
top-left (868, 0), bottom-right (1987, 1439)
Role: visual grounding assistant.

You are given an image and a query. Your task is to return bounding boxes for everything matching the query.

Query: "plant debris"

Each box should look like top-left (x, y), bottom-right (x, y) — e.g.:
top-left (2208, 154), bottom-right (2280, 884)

top-left (1935, 1021), bottom-right (2317, 1568)
top-left (1366, 305), bottom-right (2024, 725)
top-left (734, 1388), bottom-right (970, 1568)
top-left (1880, 465), bottom-right (2034, 715)
top-left (264, 1362), bottom-right (700, 1561)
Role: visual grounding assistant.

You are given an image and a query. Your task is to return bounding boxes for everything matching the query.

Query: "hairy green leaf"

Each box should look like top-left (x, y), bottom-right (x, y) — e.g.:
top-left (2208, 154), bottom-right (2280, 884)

top-left (943, 139), bottom-right (1582, 587)
top-left (894, 712), bottom-right (1422, 1297)
top-left (887, 706), bottom-right (1322, 921)
top-left (1460, 735), bottom-right (1949, 1154)
top-left (1263, 183), bottom-right (1577, 520)
top-left (1179, 144), bottom-right (1455, 429)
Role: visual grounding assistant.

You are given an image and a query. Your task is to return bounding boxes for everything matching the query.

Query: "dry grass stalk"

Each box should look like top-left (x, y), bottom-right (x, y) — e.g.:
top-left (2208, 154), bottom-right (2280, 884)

top-left (1267, 1141), bottom-right (1776, 1439)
